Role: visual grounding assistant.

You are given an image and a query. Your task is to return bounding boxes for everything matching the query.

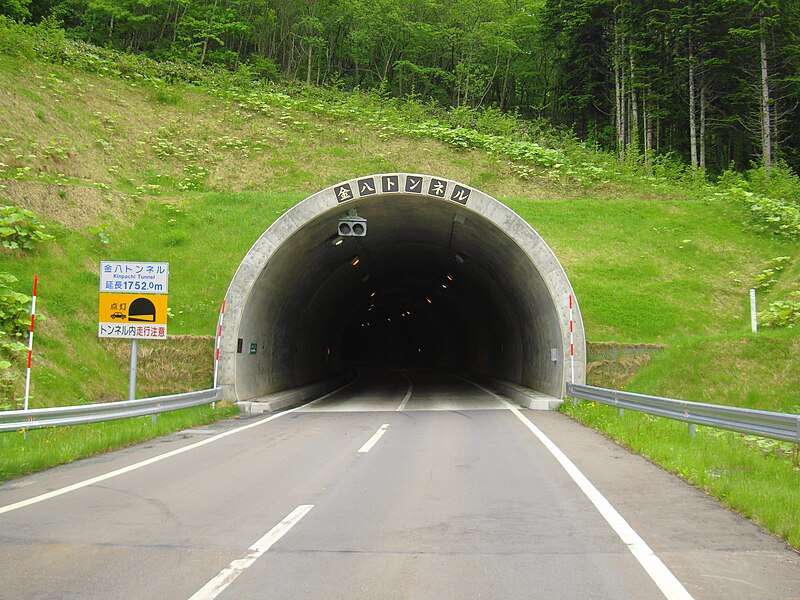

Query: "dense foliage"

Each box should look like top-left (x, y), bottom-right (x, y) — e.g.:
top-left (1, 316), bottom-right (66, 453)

top-left (2, 0), bottom-right (800, 174)
top-left (0, 271), bottom-right (30, 361)
top-left (0, 203), bottom-right (50, 405)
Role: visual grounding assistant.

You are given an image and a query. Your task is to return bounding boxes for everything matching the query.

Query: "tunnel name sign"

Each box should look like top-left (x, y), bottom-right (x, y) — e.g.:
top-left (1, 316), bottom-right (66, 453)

top-left (334, 175), bottom-right (472, 205)
top-left (98, 261), bottom-right (169, 340)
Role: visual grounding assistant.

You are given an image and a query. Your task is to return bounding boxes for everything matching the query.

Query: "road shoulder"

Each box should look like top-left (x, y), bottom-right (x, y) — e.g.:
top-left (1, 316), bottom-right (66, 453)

top-left (524, 410), bottom-right (800, 599)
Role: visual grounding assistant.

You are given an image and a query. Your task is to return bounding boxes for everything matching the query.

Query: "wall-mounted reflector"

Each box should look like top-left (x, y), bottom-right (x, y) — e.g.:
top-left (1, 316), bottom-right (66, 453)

top-left (351, 256), bottom-right (361, 266)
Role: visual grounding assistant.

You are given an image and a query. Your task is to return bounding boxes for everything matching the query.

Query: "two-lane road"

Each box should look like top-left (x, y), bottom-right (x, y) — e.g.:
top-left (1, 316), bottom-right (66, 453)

top-left (1, 370), bottom-right (798, 599)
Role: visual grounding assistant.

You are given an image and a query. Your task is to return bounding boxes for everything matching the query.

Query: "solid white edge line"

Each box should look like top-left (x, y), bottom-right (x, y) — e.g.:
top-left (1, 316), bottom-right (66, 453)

top-left (396, 373), bottom-right (413, 411)
top-left (449, 373), bottom-right (502, 401)
top-left (0, 407), bottom-right (303, 516)
top-left (358, 424), bottom-right (390, 453)
top-left (188, 504), bottom-right (313, 600)
top-left (503, 402), bottom-right (694, 600)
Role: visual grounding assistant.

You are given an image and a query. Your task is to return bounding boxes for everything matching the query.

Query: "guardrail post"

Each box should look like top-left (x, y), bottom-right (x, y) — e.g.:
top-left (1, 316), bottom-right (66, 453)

top-left (566, 383), bottom-right (577, 407)
top-left (688, 423), bottom-right (696, 438)
top-left (612, 392), bottom-right (623, 417)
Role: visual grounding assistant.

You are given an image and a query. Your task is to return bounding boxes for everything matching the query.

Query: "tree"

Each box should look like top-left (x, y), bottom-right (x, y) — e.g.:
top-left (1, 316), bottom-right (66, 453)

top-left (0, 0), bottom-right (32, 20)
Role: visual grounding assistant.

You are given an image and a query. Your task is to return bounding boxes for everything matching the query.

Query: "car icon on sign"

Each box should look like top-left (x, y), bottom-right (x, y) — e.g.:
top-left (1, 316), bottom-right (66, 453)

top-left (110, 311), bottom-right (126, 320)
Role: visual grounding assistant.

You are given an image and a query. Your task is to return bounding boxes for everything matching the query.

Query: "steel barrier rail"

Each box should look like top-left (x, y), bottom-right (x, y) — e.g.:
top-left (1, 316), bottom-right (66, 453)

top-left (0, 388), bottom-right (223, 433)
top-left (566, 383), bottom-right (800, 443)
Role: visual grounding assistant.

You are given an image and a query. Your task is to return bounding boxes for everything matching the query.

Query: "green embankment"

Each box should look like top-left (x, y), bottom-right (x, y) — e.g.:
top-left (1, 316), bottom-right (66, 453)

top-left (0, 30), bottom-right (798, 547)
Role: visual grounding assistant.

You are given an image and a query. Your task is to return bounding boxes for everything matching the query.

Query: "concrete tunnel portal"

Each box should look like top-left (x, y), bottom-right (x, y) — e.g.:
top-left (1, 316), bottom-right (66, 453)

top-left (217, 174), bottom-right (586, 406)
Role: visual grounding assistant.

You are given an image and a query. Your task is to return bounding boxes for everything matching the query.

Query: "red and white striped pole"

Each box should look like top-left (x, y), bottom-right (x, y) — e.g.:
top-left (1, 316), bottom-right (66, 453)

top-left (212, 299), bottom-right (226, 406)
top-left (569, 293), bottom-right (575, 384)
top-left (23, 275), bottom-right (38, 411)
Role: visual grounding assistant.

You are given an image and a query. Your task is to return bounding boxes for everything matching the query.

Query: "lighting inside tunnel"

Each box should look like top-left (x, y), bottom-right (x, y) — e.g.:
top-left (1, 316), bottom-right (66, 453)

top-left (325, 234), bottom-right (345, 247)
top-left (218, 174), bottom-right (585, 403)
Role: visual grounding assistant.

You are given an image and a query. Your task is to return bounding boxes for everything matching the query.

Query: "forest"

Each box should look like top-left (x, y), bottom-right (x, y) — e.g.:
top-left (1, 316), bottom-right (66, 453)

top-left (2, 0), bottom-right (800, 174)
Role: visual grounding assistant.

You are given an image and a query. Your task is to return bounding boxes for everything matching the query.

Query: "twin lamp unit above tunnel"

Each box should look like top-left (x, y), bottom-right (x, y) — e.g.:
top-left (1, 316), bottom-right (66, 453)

top-left (337, 212), bottom-right (367, 237)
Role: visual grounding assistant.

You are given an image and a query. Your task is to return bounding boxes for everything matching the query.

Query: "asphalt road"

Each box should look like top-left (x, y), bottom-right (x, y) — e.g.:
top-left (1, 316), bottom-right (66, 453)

top-left (1, 369), bottom-right (799, 599)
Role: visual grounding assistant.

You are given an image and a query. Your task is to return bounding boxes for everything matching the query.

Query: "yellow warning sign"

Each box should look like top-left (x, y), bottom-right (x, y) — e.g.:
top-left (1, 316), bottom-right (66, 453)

top-left (99, 293), bottom-right (168, 325)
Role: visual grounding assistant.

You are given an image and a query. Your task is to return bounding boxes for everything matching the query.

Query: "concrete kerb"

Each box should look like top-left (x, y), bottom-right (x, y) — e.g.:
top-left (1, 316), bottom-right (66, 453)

top-left (484, 377), bottom-right (563, 410)
top-left (237, 371), bottom-right (355, 414)
top-left (455, 372), bottom-right (562, 410)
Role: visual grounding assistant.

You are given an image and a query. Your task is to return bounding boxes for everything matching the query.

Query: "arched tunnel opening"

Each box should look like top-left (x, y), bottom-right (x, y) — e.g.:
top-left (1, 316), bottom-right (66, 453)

top-left (218, 174), bottom-right (586, 405)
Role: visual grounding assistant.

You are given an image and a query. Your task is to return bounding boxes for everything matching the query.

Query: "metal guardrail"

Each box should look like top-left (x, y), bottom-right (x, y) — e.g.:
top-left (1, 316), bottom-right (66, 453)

top-left (566, 383), bottom-right (800, 444)
top-left (0, 388), bottom-right (223, 433)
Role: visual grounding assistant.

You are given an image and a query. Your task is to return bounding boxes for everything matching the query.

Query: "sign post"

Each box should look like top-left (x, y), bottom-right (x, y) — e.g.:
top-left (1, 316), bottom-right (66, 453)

top-left (99, 262), bottom-right (169, 402)
top-left (129, 338), bottom-right (138, 402)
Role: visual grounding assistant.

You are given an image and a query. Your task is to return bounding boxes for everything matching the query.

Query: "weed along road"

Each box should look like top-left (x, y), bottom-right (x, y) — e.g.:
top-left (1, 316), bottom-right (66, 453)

top-left (1, 371), bottom-right (799, 599)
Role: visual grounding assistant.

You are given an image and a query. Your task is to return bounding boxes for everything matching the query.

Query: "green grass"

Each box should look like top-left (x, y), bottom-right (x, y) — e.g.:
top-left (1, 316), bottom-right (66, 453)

top-left (0, 404), bottom-right (239, 483)
top-left (505, 197), bottom-right (792, 342)
top-left (626, 330), bottom-right (800, 412)
top-left (117, 191), bottom-right (301, 333)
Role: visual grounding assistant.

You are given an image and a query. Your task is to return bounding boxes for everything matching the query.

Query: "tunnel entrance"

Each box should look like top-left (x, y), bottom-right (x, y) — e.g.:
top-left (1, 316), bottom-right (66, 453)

top-left (218, 174), bottom-right (585, 404)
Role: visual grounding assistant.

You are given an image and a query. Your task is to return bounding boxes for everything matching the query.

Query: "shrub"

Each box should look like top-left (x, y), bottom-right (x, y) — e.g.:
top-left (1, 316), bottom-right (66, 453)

top-left (759, 292), bottom-right (800, 328)
top-left (248, 56), bottom-right (280, 82)
top-left (747, 163), bottom-right (800, 203)
top-left (0, 205), bottom-right (53, 250)
top-left (474, 106), bottom-right (521, 138)
top-left (0, 272), bottom-right (31, 339)
top-left (153, 87), bottom-right (182, 105)
top-left (446, 105), bottom-right (474, 129)
top-left (754, 257), bottom-right (791, 290)
top-left (715, 174), bottom-right (800, 240)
